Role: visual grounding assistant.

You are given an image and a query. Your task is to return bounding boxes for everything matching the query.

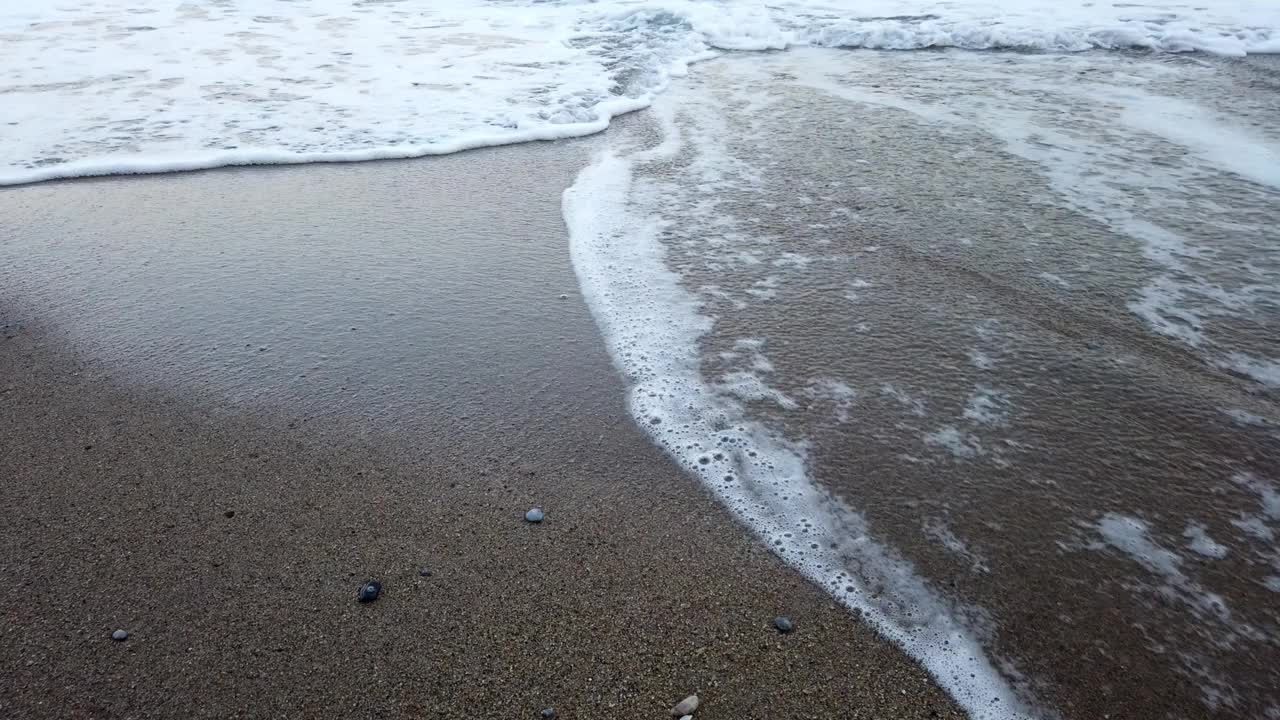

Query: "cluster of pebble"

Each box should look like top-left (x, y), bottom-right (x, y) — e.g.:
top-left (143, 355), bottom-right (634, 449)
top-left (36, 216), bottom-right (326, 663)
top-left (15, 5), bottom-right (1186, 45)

top-left (107, 506), bottom-right (553, 643)
top-left (109, 504), bottom-right (797, 720)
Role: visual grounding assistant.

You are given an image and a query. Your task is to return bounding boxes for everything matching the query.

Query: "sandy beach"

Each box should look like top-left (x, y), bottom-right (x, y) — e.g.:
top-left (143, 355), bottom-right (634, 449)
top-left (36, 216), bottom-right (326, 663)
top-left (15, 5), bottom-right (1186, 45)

top-left (0, 141), bottom-right (965, 719)
top-left (3, 6), bottom-right (1279, 712)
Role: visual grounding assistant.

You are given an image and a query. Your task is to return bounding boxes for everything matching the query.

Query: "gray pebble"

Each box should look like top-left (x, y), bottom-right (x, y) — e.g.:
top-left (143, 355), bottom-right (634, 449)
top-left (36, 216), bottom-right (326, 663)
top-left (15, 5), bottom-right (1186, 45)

top-left (773, 616), bottom-right (794, 633)
top-left (671, 694), bottom-right (698, 716)
top-left (358, 580), bottom-right (382, 603)
top-left (525, 507), bottom-right (544, 523)
top-left (111, 629), bottom-right (128, 642)
top-left (541, 709), bottom-right (555, 718)
top-left (680, 716), bottom-right (694, 720)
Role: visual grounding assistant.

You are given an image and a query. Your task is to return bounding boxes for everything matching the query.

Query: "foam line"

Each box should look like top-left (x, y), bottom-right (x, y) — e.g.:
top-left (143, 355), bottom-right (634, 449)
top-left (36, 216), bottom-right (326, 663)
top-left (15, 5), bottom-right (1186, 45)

top-left (0, 98), bottom-right (652, 187)
top-left (562, 105), bottom-right (1035, 720)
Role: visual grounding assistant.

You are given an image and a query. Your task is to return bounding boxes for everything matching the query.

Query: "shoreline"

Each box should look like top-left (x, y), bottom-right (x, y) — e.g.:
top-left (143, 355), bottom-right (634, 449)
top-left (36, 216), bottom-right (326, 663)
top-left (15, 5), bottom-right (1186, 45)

top-left (7, 46), bottom-right (1277, 718)
top-left (0, 142), bottom-right (967, 719)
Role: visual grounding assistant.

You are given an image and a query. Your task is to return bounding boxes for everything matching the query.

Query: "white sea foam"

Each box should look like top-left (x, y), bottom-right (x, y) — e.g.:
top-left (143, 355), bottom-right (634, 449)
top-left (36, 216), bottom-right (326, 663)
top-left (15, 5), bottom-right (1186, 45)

top-left (3, 0), bottom-right (1279, 185)
top-left (1087, 509), bottom-right (1275, 709)
top-left (1232, 473), bottom-right (1280, 554)
top-left (791, 0), bottom-right (1280, 55)
top-left (1093, 513), bottom-right (1232, 623)
top-left (963, 386), bottom-right (1010, 426)
top-left (1234, 473), bottom-right (1280, 521)
top-left (881, 383), bottom-right (928, 417)
top-left (1183, 523), bottom-right (1229, 560)
top-left (925, 517), bottom-right (991, 574)
top-left (1222, 353), bottom-right (1280, 388)
top-left (803, 378), bottom-right (858, 423)
top-left (1113, 93), bottom-right (1280, 190)
top-left (564, 90), bottom-right (1034, 720)
top-left (1038, 272), bottom-right (1070, 289)
top-left (925, 425), bottom-right (985, 459)
top-left (969, 349), bottom-right (996, 370)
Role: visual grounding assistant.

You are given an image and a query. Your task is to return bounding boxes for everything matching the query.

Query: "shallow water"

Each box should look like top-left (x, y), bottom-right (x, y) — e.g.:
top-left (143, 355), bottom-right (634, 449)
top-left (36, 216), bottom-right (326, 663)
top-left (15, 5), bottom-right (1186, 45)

top-left (0, 140), bottom-right (601, 435)
top-left (565, 49), bottom-right (1280, 718)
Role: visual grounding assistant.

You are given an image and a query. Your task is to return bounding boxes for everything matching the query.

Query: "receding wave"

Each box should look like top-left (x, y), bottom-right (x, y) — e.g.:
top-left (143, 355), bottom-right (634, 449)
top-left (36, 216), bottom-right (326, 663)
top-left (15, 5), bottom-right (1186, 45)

top-left (1, 0), bottom-right (1276, 186)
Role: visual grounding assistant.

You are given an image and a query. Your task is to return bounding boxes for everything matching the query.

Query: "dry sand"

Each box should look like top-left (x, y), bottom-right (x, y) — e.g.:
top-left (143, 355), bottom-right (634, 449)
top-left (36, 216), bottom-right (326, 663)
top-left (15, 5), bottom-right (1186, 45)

top-left (0, 139), bottom-right (964, 719)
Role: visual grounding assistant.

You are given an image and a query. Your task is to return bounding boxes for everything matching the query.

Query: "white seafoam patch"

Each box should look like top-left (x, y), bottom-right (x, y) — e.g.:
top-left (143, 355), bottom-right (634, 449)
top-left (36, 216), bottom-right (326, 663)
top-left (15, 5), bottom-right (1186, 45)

top-left (1183, 523), bottom-right (1229, 559)
top-left (924, 517), bottom-right (992, 574)
top-left (564, 92), bottom-right (1034, 718)
top-left (803, 378), bottom-right (858, 423)
top-left (924, 425), bottom-right (985, 459)
top-left (880, 383), bottom-right (928, 417)
top-left (969, 349), bottom-right (996, 370)
top-left (963, 386), bottom-right (1011, 426)
top-left (1222, 352), bottom-right (1280, 388)
top-left (1230, 473), bottom-right (1280, 594)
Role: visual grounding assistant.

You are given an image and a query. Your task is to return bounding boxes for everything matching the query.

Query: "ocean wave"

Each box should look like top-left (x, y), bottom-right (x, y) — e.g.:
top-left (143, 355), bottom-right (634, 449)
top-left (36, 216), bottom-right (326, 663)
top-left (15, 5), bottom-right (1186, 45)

top-left (799, 21), bottom-right (1279, 55)
top-left (1, 0), bottom-right (1277, 186)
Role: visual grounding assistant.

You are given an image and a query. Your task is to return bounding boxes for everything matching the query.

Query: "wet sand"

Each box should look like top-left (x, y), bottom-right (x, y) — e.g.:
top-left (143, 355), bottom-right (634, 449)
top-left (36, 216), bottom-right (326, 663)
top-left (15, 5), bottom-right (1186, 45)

top-left (0, 141), bottom-right (964, 718)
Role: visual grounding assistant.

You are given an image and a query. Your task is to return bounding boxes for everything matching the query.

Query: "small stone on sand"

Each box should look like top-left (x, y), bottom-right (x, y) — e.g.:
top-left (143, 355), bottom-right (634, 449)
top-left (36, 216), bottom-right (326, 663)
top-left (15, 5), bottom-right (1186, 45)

top-left (419, 567), bottom-right (431, 577)
top-left (773, 616), bottom-right (794, 633)
top-left (671, 694), bottom-right (698, 716)
top-left (111, 629), bottom-right (128, 642)
top-left (358, 580), bottom-right (382, 603)
top-left (223, 510), bottom-right (235, 518)
top-left (525, 507), bottom-right (544, 523)
top-left (680, 716), bottom-right (693, 720)
top-left (540, 709), bottom-right (555, 718)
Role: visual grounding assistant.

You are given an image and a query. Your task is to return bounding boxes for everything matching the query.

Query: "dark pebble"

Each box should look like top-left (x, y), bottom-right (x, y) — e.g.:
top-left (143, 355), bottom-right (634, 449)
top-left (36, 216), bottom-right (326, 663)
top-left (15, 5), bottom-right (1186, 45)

top-left (419, 567), bottom-right (431, 577)
top-left (773, 615), bottom-right (794, 633)
top-left (358, 580), bottom-right (382, 603)
top-left (541, 709), bottom-right (555, 718)
top-left (224, 510), bottom-right (235, 518)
